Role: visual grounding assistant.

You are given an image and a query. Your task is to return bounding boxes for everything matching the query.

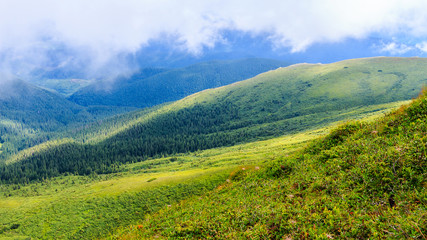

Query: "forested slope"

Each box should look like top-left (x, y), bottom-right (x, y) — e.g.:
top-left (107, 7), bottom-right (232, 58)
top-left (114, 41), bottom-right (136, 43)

top-left (2, 57), bottom-right (426, 184)
top-left (0, 80), bottom-right (135, 161)
top-left (0, 80), bottom-right (92, 160)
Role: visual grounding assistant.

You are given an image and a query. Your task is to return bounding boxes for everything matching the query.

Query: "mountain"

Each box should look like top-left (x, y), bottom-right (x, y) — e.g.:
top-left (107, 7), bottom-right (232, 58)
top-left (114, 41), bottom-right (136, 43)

top-left (0, 80), bottom-right (88, 160)
top-left (121, 87), bottom-right (427, 239)
top-left (32, 78), bottom-right (92, 97)
top-left (0, 80), bottom-right (90, 131)
top-left (0, 80), bottom-right (135, 161)
top-left (1, 57), bottom-right (426, 183)
top-left (1, 76), bottom-right (424, 240)
top-left (68, 58), bottom-right (289, 108)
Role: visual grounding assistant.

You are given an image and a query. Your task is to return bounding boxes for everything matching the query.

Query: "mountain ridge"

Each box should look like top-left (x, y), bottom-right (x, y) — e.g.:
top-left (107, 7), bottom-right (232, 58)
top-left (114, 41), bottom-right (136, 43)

top-left (1, 57), bottom-right (426, 183)
top-left (0, 80), bottom-right (135, 161)
top-left (68, 58), bottom-right (290, 108)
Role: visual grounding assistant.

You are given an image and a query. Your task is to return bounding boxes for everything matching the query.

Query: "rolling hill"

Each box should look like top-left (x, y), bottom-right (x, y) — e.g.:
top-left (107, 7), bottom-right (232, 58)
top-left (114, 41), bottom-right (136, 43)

top-left (68, 58), bottom-right (289, 108)
top-left (1, 57), bottom-right (426, 184)
top-left (0, 100), bottom-right (411, 239)
top-left (117, 87), bottom-right (427, 240)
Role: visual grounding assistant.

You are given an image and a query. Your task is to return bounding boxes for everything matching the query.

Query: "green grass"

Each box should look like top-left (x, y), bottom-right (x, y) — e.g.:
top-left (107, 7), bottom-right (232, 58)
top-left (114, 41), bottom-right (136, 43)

top-left (0, 57), bottom-right (425, 239)
top-left (0, 122), bottom-right (342, 239)
top-left (111, 89), bottom-right (427, 239)
top-left (0, 99), bottom-right (407, 239)
top-left (0, 167), bottom-right (231, 239)
top-left (0, 125), bottom-right (315, 239)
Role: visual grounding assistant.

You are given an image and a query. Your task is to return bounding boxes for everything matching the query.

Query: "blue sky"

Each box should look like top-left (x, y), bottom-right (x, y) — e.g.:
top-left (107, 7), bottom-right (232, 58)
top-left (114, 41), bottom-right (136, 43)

top-left (1, 0), bottom-right (427, 80)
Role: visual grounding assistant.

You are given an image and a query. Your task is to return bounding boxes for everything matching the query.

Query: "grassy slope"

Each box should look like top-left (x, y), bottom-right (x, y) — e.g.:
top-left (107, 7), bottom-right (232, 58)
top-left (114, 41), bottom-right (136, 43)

top-left (115, 90), bottom-right (427, 239)
top-left (0, 121), bottom-right (328, 239)
top-left (183, 57), bottom-right (426, 108)
top-left (109, 57), bottom-right (427, 144)
top-left (0, 56), bottom-right (425, 238)
top-left (0, 101), bottom-right (411, 239)
top-left (0, 100), bottom-right (409, 239)
top-left (3, 57), bottom-right (426, 183)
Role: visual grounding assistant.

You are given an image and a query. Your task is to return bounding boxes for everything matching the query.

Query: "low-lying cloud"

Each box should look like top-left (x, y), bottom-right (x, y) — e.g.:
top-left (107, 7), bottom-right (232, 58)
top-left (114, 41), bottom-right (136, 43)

top-left (1, 0), bottom-right (427, 80)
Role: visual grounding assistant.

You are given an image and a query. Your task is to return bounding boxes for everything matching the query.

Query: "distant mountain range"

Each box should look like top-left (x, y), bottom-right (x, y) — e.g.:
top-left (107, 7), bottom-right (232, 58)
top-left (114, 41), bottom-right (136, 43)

top-left (67, 58), bottom-right (290, 108)
top-left (0, 80), bottom-right (89, 131)
top-left (0, 58), bottom-right (288, 160)
top-left (0, 79), bottom-right (135, 160)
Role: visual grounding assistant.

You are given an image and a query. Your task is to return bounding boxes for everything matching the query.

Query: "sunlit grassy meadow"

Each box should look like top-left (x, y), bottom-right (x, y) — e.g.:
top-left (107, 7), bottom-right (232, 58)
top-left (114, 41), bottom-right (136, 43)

top-left (0, 127), bottom-right (314, 239)
top-left (0, 100), bottom-right (407, 239)
top-left (0, 57), bottom-right (425, 239)
top-left (111, 89), bottom-right (427, 240)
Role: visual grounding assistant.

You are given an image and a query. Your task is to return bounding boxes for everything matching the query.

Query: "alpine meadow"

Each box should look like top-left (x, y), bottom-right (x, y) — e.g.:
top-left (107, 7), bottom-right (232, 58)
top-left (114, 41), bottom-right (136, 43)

top-left (0, 56), bottom-right (426, 239)
top-left (0, 1), bottom-right (427, 239)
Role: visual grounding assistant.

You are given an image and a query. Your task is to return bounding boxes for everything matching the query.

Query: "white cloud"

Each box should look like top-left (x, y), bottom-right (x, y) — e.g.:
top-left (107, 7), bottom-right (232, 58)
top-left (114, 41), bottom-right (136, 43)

top-left (379, 42), bottom-right (413, 55)
top-left (415, 42), bottom-right (427, 52)
top-left (2, 0), bottom-right (427, 78)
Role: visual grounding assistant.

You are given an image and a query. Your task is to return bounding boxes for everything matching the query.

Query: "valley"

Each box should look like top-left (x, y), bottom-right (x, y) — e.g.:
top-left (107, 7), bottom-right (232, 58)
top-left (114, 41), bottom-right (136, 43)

top-left (2, 2), bottom-right (427, 239)
top-left (0, 58), bottom-right (287, 163)
top-left (0, 57), bottom-right (425, 239)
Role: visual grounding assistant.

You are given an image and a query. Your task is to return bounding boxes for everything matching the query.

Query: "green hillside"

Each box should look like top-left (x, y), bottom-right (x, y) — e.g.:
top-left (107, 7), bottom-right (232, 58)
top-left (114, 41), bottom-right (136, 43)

top-left (68, 58), bottom-right (289, 108)
top-left (0, 103), bottom-right (405, 239)
top-left (0, 117), bottom-right (332, 239)
top-left (114, 88), bottom-right (427, 239)
top-left (0, 80), bottom-right (90, 131)
top-left (0, 80), bottom-right (91, 161)
top-left (1, 57), bottom-right (426, 184)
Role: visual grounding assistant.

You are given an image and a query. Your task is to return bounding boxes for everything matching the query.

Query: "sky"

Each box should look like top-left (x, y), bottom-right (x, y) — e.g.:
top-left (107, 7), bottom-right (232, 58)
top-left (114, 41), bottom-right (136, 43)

top-left (1, 0), bottom-right (427, 80)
